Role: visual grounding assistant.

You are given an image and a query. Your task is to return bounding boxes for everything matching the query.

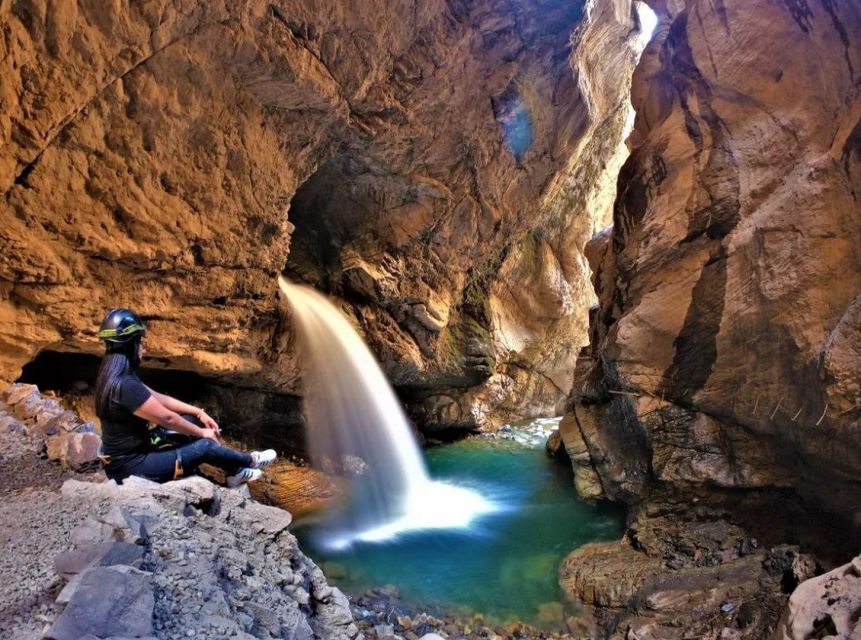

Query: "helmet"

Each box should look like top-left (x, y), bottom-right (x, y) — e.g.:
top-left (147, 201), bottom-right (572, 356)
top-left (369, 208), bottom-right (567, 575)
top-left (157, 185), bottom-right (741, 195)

top-left (98, 308), bottom-right (146, 344)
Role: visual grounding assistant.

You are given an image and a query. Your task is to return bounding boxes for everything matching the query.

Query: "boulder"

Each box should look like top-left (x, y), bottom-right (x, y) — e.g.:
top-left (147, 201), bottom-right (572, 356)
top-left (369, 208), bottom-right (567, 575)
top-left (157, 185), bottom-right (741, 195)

top-left (3, 383), bottom-right (40, 406)
top-left (45, 566), bottom-right (155, 640)
top-left (544, 429), bottom-right (570, 463)
top-left (241, 500), bottom-right (293, 535)
top-left (773, 555), bottom-right (861, 640)
top-left (45, 432), bottom-right (102, 470)
top-left (12, 391), bottom-right (45, 422)
top-left (54, 543), bottom-right (115, 578)
top-left (32, 401), bottom-right (65, 432)
top-left (64, 431), bottom-right (99, 467)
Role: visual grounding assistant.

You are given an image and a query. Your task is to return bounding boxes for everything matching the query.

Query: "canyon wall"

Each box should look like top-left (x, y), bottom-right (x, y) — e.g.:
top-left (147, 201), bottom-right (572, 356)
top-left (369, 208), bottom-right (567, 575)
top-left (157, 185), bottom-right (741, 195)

top-left (562, 0), bottom-right (861, 514)
top-left (0, 0), bottom-right (647, 431)
top-left (558, 0), bottom-right (861, 635)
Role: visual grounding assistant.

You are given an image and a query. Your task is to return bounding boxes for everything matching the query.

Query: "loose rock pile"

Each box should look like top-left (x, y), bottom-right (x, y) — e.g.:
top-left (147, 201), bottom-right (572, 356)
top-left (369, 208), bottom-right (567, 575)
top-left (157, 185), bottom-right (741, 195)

top-left (1, 383), bottom-right (101, 471)
top-left (557, 490), bottom-right (861, 640)
top-left (46, 476), bottom-right (361, 640)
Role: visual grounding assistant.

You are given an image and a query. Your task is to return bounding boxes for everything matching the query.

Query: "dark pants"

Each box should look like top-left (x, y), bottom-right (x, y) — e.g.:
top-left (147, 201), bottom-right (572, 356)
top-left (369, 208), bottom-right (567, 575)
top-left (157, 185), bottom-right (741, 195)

top-left (120, 438), bottom-right (254, 483)
top-left (106, 414), bottom-right (253, 483)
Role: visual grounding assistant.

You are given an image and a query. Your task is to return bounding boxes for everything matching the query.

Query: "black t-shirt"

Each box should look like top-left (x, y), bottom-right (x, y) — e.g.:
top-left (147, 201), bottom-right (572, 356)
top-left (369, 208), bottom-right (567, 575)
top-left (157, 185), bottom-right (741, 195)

top-left (99, 374), bottom-right (152, 459)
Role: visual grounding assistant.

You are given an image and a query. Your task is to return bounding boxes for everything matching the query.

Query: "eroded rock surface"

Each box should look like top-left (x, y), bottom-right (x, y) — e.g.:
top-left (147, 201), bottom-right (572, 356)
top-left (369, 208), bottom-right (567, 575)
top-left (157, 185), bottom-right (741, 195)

top-left (557, 488), bottom-right (844, 639)
top-left (558, 0), bottom-right (861, 637)
top-left (774, 555), bottom-right (861, 640)
top-left (569, 0), bottom-right (861, 514)
top-left (1, 0), bottom-right (650, 431)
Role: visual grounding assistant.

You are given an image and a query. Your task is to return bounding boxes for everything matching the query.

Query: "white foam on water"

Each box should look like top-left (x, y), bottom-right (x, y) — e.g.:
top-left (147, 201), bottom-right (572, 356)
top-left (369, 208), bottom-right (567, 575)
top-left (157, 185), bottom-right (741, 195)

top-left (323, 480), bottom-right (498, 550)
top-left (279, 277), bottom-right (495, 547)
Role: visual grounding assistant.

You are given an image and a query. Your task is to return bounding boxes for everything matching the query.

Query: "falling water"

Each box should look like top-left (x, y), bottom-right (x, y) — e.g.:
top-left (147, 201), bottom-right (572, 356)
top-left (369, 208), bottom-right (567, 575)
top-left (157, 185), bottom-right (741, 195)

top-left (278, 277), bottom-right (494, 549)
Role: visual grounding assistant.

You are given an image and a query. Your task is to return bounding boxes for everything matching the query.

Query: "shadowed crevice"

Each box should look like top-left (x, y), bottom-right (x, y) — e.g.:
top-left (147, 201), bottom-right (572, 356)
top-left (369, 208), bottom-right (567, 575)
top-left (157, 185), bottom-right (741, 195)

top-left (662, 246), bottom-right (728, 402)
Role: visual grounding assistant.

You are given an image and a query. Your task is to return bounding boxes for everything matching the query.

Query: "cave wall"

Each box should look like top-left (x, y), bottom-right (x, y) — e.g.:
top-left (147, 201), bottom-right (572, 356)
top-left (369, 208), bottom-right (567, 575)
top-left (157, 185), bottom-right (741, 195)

top-left (0, 0), bottom-right (648, 431)
top-left (562, 0), bottom-right (861, 515)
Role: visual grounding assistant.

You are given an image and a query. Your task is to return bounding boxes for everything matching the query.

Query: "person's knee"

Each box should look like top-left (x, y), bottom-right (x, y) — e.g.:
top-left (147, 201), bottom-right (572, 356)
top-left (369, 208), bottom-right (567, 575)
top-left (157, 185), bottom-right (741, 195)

top-left (183, 438), bottom-right (217, 465)
top-left (192, 438), bottom-right (216, 453)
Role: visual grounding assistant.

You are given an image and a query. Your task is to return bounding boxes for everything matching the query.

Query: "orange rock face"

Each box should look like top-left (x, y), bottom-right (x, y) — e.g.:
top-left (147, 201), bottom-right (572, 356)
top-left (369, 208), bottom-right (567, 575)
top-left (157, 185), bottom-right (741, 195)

top-left (567, 0), bottom-right (861, 513)
top-left (0, 0), bottom-right (648, 431)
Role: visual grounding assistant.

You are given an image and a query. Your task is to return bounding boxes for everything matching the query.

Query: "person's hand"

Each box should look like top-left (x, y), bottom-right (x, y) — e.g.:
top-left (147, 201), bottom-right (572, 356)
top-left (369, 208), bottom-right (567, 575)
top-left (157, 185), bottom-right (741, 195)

top-left (198, 411), bottom-right (221, 435)
top-left (199, 427), bottom-right (220, 444)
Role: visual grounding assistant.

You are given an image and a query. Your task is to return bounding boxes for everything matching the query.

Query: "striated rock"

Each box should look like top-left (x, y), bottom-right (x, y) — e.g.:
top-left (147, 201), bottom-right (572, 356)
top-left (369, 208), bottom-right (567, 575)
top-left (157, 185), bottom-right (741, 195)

top-left (248, 459), bottom-right (343, 517)
top-left (558, 412), bottom-right (606, 500)
top-left (560, 541), bottom-right (663, 610)
top-left (564, 0), bottom-right (861, 512)
top-left (773, 555), bottom-right (861, 640)
top-left (544, 428), bottom-right (570, 463)
top-left (554, 8), bottom-right (861, 629)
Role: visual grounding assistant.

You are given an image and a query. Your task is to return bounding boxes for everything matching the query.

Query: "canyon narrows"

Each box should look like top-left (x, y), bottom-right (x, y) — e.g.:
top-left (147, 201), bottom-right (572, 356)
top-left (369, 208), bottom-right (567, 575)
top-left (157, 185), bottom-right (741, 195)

top-left (1, 0), bottom-right (860, 639)
top-left (558, 0), bottom-right (861, 638)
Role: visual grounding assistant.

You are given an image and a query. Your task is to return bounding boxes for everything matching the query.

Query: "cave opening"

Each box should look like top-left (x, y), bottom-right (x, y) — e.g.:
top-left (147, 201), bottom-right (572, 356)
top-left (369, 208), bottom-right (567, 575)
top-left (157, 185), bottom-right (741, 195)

top-left (283, 160), bottom-right (348, 290)
top-left (16, 350), bottom-right (307, 456)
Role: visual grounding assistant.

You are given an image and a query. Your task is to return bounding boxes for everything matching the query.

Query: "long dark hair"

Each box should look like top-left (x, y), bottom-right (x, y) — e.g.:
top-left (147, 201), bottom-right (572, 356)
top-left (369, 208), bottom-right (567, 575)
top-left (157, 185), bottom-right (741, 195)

top-left (94, 338), bottom-right (141, 417)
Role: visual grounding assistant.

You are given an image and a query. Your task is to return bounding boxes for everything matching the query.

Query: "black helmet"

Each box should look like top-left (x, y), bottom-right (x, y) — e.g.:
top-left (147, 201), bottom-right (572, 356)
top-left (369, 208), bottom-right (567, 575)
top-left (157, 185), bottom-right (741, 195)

top-left (98, 308), bottom-right (146, 344)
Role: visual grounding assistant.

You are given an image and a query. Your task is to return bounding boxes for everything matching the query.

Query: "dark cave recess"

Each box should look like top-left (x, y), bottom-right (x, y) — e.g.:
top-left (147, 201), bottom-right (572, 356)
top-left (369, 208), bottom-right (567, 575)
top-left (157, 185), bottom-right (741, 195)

top-left (17, 350), bottom-right (307, 456)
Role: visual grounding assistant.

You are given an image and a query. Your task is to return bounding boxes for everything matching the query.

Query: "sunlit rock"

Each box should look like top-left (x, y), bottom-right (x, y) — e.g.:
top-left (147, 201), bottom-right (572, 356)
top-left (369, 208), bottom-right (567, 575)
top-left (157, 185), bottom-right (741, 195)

top-left (0, 0), bottom-right (651, 433)
top-left (565, 0), bottom-right (861, 515)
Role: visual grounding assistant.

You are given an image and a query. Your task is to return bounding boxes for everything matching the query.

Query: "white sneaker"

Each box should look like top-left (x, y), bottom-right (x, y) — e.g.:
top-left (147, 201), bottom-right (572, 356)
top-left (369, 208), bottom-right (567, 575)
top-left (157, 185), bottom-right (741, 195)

top-left (250, 449), bottom-right (277, 469)
top-left (226, 467), bottom-right (263, 487)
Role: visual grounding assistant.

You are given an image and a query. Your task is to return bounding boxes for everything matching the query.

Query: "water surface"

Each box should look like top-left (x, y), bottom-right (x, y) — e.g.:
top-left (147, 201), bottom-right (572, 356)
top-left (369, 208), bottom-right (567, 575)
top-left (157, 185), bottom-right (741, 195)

top-left (295, 418), bottom-right (623, 628)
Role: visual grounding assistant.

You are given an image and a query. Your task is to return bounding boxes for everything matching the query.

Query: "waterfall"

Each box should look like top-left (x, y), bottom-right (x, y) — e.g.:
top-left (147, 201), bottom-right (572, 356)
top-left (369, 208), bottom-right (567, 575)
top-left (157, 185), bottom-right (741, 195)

top-left (279, 277), bottom-right (494, 549)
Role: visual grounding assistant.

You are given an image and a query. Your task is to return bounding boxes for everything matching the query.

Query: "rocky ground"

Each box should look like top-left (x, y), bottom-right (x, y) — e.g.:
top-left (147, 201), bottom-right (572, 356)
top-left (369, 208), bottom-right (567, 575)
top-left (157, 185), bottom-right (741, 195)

top-left (0, 385), bottom-right (108, 639)
top-left (0, 383), bottom-right (578, 640)
top-left (2, 383), bottom-right (857, 640)
top-left (0, 384), bottom-right (359, 640)
top-left (0, 482), bottom-right (95, 640)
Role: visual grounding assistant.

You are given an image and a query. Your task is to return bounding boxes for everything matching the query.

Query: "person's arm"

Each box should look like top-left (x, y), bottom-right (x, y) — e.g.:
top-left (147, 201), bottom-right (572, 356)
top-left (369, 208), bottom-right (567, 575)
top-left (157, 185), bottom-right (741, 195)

top-left (134, 396), bottom-right (220, 443)
top-left (144, 386), bottom-right (220, 433)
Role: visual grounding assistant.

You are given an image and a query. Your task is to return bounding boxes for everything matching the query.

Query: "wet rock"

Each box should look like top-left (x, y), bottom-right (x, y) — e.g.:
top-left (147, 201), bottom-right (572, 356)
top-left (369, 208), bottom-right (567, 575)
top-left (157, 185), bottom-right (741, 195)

top-left (536, 601), bottom-right (564, 626)
top-left (558, 411), bottom-right (606, 500)
top-left (544, 429), bottom-right (570, 463)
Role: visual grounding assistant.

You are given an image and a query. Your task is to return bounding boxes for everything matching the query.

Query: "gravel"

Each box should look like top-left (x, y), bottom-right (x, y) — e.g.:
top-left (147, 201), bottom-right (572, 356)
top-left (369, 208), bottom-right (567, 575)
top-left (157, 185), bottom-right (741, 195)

top-left (0, 487), bottom-right (94, 638)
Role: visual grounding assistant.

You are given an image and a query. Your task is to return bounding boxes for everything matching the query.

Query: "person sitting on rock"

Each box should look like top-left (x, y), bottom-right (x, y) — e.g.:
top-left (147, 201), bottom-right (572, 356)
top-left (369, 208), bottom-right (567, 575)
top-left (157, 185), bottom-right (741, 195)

top-left (94, 308), bottom-right (276, 486)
